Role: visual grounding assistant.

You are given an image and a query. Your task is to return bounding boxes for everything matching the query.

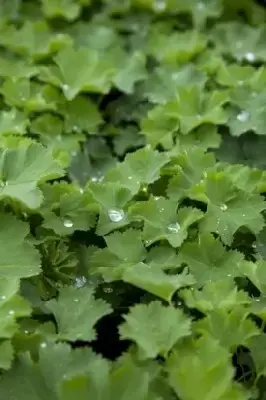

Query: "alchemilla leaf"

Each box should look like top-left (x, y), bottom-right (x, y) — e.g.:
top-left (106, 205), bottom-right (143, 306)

top-left (0, 0), bottom-right (266, 397)
top-left (119, 301), bottom-right (192, 359)
top-left (46, 286), bottom-right (112, 341)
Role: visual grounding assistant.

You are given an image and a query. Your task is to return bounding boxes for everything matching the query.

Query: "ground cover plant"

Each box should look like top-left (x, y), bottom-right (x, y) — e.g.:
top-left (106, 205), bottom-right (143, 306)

top-left (2, 0), bottom-right (266, 398)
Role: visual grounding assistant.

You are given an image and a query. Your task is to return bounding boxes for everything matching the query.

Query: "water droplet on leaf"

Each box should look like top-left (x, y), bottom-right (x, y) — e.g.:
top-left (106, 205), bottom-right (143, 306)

top-left (103, 287), bottom-right (113, 294)
top-left (0, 295), bottom-right (6, 300)
top-left (220, 204), bottom-right (228, 211)
top-left (63, 219), bottom-right (73, 228)
top-left (108, 208), bottom-right (124, 222)
top-left (75, 276), bottom-right (87, 288)
top-left (245, 52), bottom-right (255, 63)
top-left (154, 0), bottom-right (166, 11)
top-left (167, 222), bottom-right (181, 233)
top-left (40, 342), bottom-right (47, 348)
top-left (8, 310), bottom-right (14, 316)
top-left (237, 110), bottom-right (250, 122)
top-left (62, 84), bottom-right (69, 91)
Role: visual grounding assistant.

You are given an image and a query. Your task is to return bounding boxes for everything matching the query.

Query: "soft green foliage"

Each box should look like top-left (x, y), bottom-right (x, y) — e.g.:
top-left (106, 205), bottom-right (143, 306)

top-left (1, 0), bottom-right (266, 398)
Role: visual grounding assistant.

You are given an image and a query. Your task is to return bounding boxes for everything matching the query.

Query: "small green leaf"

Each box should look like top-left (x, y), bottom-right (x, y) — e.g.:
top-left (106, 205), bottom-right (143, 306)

top-left (41, 46), bottom-right (117, 99)
top-left (119, 301), bottom-right (192, 359)
top-left (46, 286), bottom-right (112, 341)
top-left (195, 307), bottom-right (259, 351)
top-left (113, 51), bottom-right (147, 94)
top-left (123, 263), bottom-right (195, 302)
top-left (0, 109), bottom-right (29, 136)
top-left (177, 233), bottom-right (244, 286)
top-left (167, 334), bottom-right (247, 400)
top-left (0, 214), bottom-right (41, 278)
top-left (200, 171), bottom-right (265, 245)
top-left (0, 142), bottom-right (64, 209)
top-left (181, 279), bottom-right (250, 313)
top-left (41, 0), bottom-right (82, 21)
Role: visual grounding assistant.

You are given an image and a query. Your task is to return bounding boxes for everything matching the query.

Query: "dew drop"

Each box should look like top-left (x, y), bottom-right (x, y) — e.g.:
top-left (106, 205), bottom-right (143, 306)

top-left (79, 187), bottom-right (84, 194)
top-left (245, 52), bottom-right (255, 63)
top-left (24, 330), bottom-right (29, 334)
top-left (0, 295), bottom-right (6, 300)
top-left (8, 310), bottom-right (14, 316)
top-left (167, 222), bottom-right (181, 233)
top-left (220, 204), bottom-right (228, 211)
top-left (227, 274), bottom-right (232, 277)
top-left (73, 298), bottom-right (79, 303)
top-left (128, 176), bottom-right (132, 180)
top-left (154, 0), bottom-right (166, 11)
top-left (73, 125), bottom-right (79, 132)
top-left (103, 287), bottom-right (113, 294)
top-left (62, 84), bottom-right (69, 91)
top-left (75, 276), bottom-right (87, 288)
top-left (63, 219), bottom-right (73, 228)
top-left (40, 342), bottom-right (47, 348)
top-left (237, 80), bottom-right (244, 86)
top-left (237, 110), bottom-right (250, 122)
top-left (108, 208), bottom-right (124, 222)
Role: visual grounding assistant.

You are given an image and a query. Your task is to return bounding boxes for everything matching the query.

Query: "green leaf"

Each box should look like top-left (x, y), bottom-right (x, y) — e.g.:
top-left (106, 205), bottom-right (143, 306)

top-left (0, 277), bottom-right (31, 369)
top-left (90, 229), bottom-right (146, 281)
top-left (87, 182), bottom-right (132, 235)
top-left (41, 0), bottom-right (82, 21)
top-left (40, 182), bottom-right (97, 235)
top-left (46, 286), bottom-right (112, 341)
top-left (227, 88), bottom-right (266, 136)
top-left (0, 57), bottom-right (38, 80)
top-left (177, 233), bottom-right (244, 286)
top-left (0, 343), bottom-right (109, 399)
top-left (143, 86), bottom-right (228, 137)
top-left (167, 334), bottom-right (248, 400)
top-left (113, 51), bottom-right (147, 94)
top-left (1, 79), bottom-right (58, 112)
top-left (195, 307), bottom-right (259, 351)
top-left (119, 301), bottom-right (192, 359)
top-left (241, 260), bottom-right (266, 295)
top-left (0, 20), bottom-right (72, 60)
top-left (0, 109), bottom-right (29, 136)
top-left (167, 148), bottom-right (216, 201)
top-left (0, 142), bottom-right (64, 209)
top-left (0, 214), bottom-right (41, 278)
top-left (123, 263), bottom-right (195, 302)
top-left (140, 64), bottom-right (207, 104)
top-left (0, 341), bottom-right (14, 370)
top-left (181, 279), bottom-right (250, 313)
top-left (59, 95), bottom-right (102, 133)
top-left (41, 45), bottom-right (116, 100)
top-left (105, 147), bottom-right (169, 196)
top-left (212, 22), bottom-right (266, 62)
top-left (130, 198), bottom-right (203, 248)
top-left (215, 62), bottom-right (260, 88)
top-left (109, 354), bottom-right (151, 400)
top-left (147, 30), bottom-right (207, 64)
top-left (249, 334), bottom-right (266, 377)
top-left (0, 277), bottom-right (31, 338)
top-left (199, 171), bottom-right (265, 245)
